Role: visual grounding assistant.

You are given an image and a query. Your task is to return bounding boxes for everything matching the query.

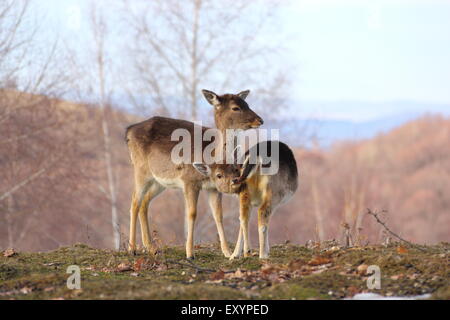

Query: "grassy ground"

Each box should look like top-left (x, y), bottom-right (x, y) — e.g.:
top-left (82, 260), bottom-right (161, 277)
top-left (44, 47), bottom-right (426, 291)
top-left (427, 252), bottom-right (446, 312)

top-left (0, 242), bottom-right (449, 300)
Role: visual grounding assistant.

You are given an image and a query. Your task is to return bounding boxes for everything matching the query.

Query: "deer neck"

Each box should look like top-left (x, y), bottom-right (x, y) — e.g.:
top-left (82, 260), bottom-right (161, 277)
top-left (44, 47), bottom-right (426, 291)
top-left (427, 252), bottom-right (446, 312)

top-left (214, 127), bottom-right (239, 164)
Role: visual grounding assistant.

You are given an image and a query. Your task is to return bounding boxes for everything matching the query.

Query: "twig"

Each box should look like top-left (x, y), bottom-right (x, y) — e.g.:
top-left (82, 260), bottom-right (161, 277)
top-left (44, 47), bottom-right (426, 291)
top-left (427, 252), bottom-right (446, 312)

top-left (164, 258), bottom-right (236, 274)
top-left (367, 209), bottom-right (426, 251)
top-left (164, 259), bottom-right (216, 273)
top-left (340, 222), bottom-right (353, 248)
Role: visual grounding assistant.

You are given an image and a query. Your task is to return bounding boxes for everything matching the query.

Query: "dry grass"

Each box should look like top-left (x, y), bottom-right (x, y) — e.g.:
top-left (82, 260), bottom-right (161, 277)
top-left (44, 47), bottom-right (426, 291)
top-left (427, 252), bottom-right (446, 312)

top-left (1, 242), bottom-right (448, 300)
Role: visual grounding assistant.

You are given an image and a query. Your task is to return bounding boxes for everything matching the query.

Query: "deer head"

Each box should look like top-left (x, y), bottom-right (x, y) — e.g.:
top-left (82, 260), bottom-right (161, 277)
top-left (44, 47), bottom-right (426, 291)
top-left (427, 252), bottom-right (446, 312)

top-left (193, 152), bottom-right (261, 194)
top-left (193, 162), bottom-right (243, 194)
top-left (201, 89), bottom-right (263, 132)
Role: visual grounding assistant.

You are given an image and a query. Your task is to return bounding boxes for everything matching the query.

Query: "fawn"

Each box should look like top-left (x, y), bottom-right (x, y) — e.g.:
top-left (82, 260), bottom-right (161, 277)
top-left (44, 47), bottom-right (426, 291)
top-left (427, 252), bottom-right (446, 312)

top-left (126, 89), bottom-right (263, 259)
top-left (193, 140), bottom-right (298, 259)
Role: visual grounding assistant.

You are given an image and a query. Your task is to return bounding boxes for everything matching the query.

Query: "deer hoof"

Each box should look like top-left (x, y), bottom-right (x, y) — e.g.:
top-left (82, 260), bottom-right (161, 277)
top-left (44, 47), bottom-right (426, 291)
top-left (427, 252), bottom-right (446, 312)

top-left (128, 246), bottom-right (136, 255)
top-left (229, 253), bottom-right (240, 260)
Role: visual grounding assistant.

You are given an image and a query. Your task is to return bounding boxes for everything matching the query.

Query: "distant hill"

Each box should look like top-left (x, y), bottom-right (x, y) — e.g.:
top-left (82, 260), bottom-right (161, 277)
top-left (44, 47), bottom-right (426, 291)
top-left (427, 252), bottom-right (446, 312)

top-left (277, 114), bottom-right (450, 245)
top-left (269, 112), bottom-right (423, 147)
top-left (266, 100), bottom-right (450, 147)
top-left (84, 92), bottom-right (450, 147)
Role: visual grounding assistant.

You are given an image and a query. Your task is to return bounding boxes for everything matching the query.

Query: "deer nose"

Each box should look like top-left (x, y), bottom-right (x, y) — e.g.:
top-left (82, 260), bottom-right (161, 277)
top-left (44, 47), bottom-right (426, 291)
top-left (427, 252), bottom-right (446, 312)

top-left (232, 178), bottom-right (240, 185)
top-left (251, 117), bottom-right (263, 128)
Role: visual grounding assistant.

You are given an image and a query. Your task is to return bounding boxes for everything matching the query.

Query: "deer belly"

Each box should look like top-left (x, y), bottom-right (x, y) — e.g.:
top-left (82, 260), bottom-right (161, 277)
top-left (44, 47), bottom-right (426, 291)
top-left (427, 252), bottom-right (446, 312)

top-left (154, 176), bottom-right (184, 189)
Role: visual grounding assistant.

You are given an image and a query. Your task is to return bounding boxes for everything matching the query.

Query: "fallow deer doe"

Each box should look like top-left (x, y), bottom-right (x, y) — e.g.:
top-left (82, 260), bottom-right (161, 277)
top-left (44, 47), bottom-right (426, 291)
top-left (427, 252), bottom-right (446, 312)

top-left (193, 140), bottom-right (298, 259)
top-left (126, 89), bottom-right (263, 259)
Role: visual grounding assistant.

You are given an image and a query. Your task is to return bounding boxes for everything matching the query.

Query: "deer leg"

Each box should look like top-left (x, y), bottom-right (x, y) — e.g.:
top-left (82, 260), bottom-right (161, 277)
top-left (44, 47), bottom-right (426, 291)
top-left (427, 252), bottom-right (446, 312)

top-left (184, 184), bottom-right (200, 260)
top-left (242, 210), bottom-right (251, 257)
top-left (208, 190), bottom-right (231, 257)
top-left (230, 226), bottom-right (244, 260)
top-left (128, 191), bottom-right (139, 253)
top-left (232, 189), bottom-right (251, 258)
top-left (258, 192), bottom-right (272, 259)
top-left (138, 181), bottom-right (164, 254)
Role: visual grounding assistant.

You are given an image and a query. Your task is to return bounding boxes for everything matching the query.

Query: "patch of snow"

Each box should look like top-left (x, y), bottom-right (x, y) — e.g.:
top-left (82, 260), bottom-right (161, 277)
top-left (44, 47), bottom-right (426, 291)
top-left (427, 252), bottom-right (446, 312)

top-left (346, 293), bottom-right (432, 300)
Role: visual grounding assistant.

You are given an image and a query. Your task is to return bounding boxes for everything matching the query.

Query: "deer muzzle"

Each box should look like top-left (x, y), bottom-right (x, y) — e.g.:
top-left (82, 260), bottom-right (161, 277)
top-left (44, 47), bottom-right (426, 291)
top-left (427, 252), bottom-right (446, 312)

top-left (250, 117), bottom-right (264, 128)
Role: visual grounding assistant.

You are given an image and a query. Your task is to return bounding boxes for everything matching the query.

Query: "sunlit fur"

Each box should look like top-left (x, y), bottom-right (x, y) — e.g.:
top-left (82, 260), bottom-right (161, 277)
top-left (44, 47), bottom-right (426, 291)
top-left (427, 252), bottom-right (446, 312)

top-left (210, 141), bottom-right (299, 259)
top-left (126, 90), bottom-right (263, 259)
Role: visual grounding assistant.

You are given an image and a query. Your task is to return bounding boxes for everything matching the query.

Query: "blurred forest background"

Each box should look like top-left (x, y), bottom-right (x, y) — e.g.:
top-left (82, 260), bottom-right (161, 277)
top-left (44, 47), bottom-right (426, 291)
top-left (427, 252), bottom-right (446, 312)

top-left (1, 0), bottom-right (449, 251)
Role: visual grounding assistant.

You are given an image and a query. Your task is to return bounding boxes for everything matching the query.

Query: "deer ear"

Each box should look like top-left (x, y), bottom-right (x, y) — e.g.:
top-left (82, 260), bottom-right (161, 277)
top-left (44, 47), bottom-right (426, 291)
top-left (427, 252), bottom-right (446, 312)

top-left (237, 90), bottom-right (250, 100)
top-left (193, 162), bottom-right (211, 176)
top-left (240, 154), bottom-right (258, 181)
top-left (202, 89), bottom-right (220, 106)
top-left (232, 145), bottom-right (244, 164)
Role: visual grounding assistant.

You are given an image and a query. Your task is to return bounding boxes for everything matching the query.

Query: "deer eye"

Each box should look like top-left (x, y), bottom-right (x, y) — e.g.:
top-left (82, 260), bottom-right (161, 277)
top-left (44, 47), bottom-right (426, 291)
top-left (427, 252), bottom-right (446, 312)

top-left (232, 107), bottom-right (240, 111)
top-left (216, 174), bottom-right (223, 179)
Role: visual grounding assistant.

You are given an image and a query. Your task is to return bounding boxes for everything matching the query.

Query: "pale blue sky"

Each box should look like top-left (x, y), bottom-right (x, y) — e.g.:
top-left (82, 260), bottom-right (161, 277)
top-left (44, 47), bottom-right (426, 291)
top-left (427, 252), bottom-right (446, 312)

top-left (283, 0), bottom-right (450, 104)
top-left (35, 0), bottom-right (450, 121)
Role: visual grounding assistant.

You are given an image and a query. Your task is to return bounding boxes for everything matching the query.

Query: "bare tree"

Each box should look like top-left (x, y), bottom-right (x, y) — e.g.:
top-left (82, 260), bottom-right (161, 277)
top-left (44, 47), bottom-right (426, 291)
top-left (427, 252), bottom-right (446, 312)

top-left (121, 0), bottom-right (290, 121)
top-left (0, 1), bottom-right (78, 249)
top-left (88, 3), bottom-right (121, 250)
top-left (116, 1), bottom-right (291, 244)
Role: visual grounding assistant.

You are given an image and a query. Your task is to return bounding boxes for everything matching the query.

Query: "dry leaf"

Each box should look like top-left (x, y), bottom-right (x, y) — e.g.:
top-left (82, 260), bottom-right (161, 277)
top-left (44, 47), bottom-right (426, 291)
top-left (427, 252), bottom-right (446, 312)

top-left (312, 268), bottom-right (327, 274)
top-left (133, 258), bottom-right (145, 271)
top-left (70, 289), bottom-right (83, 297)
top-left (117, 262), bottom-right (132, 272)
top-left (356, 264), bottom-right (368, 275)
top-left (205, 279), bottom-right (223, 284)
top-left (44, 262), bottom-right (60, 267)
top-left (260, 264), bottom-right (277, 275)
top-left (3, 248), bottom-right (16, 257)
top-left (210, 270), bottom-right (225, 281)
top-left (308, 256), bottom-right (332, 266)
top-left (408, 273), bottom-right (419, 280)
top-left (328, 246), bottom-right (340, 252)
top-left (396, 246), bottom-right (408, 254)
top-left (390, 274), bottom-right (404, 280)
top-left (347, 286), bottom-right (360, 296)
top-left (288, 259), bottom-right (306, 271)
top-left (234, 268), bottom-right (245, 278)
top-left (19, 287), bottom-right (32, 294)
top-left (267, 273), bottom-right (279, 282)
top-left (225, 268), bottom-right (245, 279)
top-left (156, 264), bottom-right (168, 271)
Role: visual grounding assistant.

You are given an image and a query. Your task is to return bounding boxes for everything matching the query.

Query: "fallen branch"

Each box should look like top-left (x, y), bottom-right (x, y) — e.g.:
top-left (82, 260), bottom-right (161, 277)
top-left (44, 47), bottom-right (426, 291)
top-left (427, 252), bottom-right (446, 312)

top-left (367, 209), bottom-right (426, 252)
top-left (164, 258), bottom-right (238, 275)
top-left (164, 259), bottom-right (216, 274)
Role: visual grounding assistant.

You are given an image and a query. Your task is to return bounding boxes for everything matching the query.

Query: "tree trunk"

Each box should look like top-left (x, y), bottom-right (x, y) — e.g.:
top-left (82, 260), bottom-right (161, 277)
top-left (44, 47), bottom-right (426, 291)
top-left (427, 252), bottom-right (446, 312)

top-left (94, 8), bottom-right (121, 250)
top-left (311, 173), bottom-right (325, 242)
top-left (190, 0), bottom-right (201, 120)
